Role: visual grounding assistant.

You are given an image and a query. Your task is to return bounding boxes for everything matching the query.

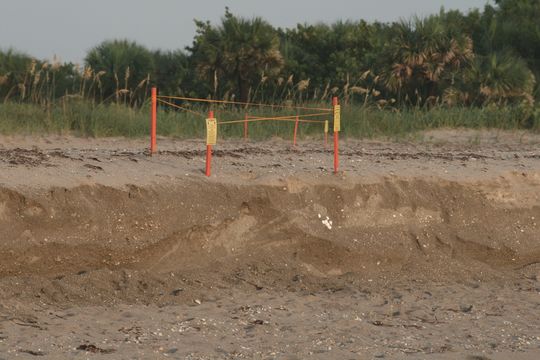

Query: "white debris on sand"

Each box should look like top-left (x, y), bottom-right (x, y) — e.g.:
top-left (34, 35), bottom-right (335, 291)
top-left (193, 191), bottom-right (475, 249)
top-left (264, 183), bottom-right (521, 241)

top-left (322, 216), bottom-right (333, 230)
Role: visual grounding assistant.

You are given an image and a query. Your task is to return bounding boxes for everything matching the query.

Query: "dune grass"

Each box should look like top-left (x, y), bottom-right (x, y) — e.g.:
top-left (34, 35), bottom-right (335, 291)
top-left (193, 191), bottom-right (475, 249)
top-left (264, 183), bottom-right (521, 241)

top-left (0, 100), bottom-right (538, 140)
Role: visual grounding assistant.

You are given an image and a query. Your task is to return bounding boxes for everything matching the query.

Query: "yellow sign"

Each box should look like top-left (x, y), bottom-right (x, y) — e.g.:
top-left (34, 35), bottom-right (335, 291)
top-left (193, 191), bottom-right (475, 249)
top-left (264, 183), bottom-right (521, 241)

top-left (324, 120), bottom-right (329, 133)
top-left (206, 118), bottom-right (217, 145)
top-left (333, 105), bottom-right (341, 132)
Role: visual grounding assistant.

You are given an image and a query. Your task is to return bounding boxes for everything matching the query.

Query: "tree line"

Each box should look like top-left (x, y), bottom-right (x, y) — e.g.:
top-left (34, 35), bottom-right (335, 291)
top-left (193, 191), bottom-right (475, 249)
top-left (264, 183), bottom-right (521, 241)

top-left (1, 0), bottom-right (539, 114)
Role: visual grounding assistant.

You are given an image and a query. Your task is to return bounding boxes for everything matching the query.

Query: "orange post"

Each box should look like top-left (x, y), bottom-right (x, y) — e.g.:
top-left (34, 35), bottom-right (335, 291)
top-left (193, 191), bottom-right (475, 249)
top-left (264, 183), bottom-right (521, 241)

top-left (150, 87), bottom-right (157, 154)
top-left (293, 115), bottom-right (299, 146)
top-left (205, 110), bottom-right (214, 177)
top-left (333, 97), bottom-right (339, 174)
top-left (244, 113), bottom-right (248, 141)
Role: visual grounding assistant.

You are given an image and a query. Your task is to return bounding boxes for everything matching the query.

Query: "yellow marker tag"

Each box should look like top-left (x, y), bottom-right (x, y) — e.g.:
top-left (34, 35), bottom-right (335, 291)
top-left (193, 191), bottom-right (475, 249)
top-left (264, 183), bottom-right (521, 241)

top-left (206, 118), bottom-right (217, 145)
top-left (324, 120), bottom-right (329, 133)
top-left (333, 105), bottom-right (341, 132)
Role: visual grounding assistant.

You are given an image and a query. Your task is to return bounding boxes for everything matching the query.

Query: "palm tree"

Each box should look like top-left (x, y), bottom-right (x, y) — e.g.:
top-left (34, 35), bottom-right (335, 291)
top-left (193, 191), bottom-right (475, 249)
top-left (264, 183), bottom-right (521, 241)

top-left (190, 19), bottom-right (225, 98)
top-left (445, 51), bottom-right (536, 106)
top-left (190, 9), bottom-right (284, 102)
top-left (85, 40), bottom-right (154, 104)
top-left (384, 16), bottom-right (474, 105)
top-left (0, 48), bottom-right (34, 100)
top-left (153, 50), bottom-right (190, 96)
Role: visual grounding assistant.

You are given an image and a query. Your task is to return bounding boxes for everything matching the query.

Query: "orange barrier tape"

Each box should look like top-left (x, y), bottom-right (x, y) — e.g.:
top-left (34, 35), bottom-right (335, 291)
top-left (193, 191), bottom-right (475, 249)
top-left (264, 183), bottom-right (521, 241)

top-left (157, 98), bottom-right (206, 118)
top-left (157, 95), bottom-right (333, 112)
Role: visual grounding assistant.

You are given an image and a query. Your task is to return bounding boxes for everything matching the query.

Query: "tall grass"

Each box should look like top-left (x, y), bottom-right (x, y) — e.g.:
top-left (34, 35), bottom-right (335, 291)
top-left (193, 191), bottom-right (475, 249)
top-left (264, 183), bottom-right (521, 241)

top-left (1, 100), bottom-right (538, 139)
top-left (342, 104), bottom-right (540, 139)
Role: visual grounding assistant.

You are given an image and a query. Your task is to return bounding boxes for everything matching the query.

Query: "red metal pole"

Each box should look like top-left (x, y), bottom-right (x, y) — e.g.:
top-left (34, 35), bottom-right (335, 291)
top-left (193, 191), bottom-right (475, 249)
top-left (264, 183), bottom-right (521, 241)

top-left (206, 144), bottom-right (212, 177)
top-left (150, 87), bottom-right (157, 155)
top-left (244, 113), bottom-right (248, 141)
top-left (205, 110), bottom-right (214, 177)
top-left (333, 97), bottom-right (339, 174)
top-left (293, 115), bottom-right (299, 146)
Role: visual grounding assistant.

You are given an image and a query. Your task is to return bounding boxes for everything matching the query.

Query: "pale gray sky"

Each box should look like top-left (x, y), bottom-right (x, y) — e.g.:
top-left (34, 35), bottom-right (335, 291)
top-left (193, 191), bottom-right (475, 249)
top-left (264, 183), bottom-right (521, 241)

top-left (1, 0), bottom-right (490, 64)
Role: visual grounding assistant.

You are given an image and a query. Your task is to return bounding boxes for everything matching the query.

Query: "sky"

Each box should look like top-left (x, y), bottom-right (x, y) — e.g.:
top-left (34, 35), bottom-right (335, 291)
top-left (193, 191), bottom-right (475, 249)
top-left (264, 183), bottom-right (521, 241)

top-left (0, 0), bottom-right (490, 64)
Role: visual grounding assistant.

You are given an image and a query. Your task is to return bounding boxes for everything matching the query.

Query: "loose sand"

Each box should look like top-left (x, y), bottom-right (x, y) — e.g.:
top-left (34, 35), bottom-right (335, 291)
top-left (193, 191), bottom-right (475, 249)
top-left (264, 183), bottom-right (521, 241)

top-left (0, 130), bottom-right (539, 359)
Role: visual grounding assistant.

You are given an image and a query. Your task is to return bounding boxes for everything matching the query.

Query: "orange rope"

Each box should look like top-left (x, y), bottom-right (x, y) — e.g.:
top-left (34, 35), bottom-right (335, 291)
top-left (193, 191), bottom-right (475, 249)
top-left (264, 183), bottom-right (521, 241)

top-left (218, 118), bottom-right (292, 125)
top-left (243, 115), bottom-right (297, 122)
top-left (218, 117), bottom-right (326, 125)
top-left (296, 119), bottom-right (327, 124)
top-left (157, 95), bottom-right (332, 112)
top-left (248, 112), bottom-right (330, 121)
top-left (161, 98), bottom-right (244, 118)
top-left (157, 99), bottom-right (206, 118)
top-left (158, 98), bottom-right (325, 125)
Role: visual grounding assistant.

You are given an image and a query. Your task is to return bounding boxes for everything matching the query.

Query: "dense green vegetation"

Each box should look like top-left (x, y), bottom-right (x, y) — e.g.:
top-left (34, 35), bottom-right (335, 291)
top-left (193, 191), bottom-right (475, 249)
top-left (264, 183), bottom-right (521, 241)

top-left (1, 0), bottom-right (539, 138)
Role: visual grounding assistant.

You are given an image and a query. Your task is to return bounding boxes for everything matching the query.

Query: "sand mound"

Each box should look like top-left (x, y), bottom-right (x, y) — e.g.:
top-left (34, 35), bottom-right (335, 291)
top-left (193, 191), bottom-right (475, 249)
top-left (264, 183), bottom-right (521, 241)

top-left (1, 176), bottom-right (538, 307)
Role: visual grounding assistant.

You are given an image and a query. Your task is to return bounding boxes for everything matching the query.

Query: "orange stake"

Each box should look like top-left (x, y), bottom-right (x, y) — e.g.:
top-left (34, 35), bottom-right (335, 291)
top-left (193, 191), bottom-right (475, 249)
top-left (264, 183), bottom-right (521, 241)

top-left (206, 110), bottom-right (214, 177)
top-left (293, 115), bottom-right (299, 146)
top-left (150, 87), bottom-right (157, 154)
top-left (206, 144), bottom-right (212, 177)
top-left (244, 113), bottom-right (248, 141)
top-left (206, 143), bottom-right (212, 177)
